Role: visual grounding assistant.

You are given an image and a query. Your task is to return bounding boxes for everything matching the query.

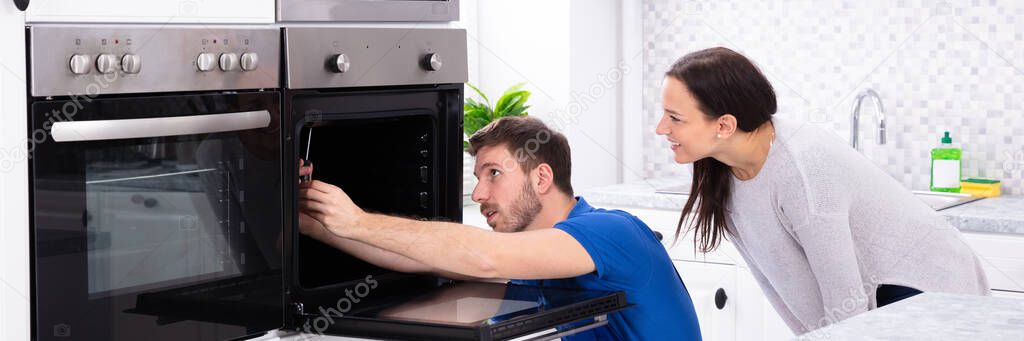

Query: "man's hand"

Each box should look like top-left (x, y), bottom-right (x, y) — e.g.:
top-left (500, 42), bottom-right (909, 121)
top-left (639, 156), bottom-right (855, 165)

top-left (298, 210), bottom-right (327, 238)
top-left (298, 159), bottom-right (313, 182)
top-left (299, 180), bottom-right (366, 239)
top-left (297, 159), bottom-right (330, 238)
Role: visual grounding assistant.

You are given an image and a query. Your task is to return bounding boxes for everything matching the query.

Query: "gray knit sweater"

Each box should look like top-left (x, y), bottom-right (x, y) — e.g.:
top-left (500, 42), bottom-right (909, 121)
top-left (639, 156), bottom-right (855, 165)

top-left (724, 116), bottom-right (990, 335)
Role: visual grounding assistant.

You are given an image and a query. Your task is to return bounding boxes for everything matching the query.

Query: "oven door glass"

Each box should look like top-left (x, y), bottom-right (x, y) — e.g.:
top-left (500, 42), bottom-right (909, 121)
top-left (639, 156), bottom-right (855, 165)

top-left (297, 113), bottom-right (439, 289)
top-left (31, 92), bottom-right (283, 341)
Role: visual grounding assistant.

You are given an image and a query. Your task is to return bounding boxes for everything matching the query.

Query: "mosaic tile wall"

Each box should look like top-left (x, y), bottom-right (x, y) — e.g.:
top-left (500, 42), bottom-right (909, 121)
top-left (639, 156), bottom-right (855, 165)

top-left (642, 0), bottom-right (1024, 194)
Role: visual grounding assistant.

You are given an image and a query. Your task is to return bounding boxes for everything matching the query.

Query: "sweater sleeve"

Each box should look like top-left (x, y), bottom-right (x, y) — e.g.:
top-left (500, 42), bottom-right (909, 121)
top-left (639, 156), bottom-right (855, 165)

top-left (782, 153), bottom-right (869, 328)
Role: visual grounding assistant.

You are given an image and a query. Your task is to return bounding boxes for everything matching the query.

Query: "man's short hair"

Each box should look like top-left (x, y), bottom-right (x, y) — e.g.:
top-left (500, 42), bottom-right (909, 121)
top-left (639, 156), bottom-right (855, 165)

top-left (467, 116), bottom-right (574, 196)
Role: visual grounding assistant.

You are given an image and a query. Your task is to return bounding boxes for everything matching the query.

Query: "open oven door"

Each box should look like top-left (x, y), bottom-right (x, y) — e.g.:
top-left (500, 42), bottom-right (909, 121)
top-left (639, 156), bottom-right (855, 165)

top-left (279, 86), bottom-right (629, 340)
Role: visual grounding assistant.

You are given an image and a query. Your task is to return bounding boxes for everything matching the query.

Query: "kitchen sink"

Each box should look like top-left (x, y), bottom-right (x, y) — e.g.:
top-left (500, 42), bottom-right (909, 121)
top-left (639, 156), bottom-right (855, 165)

top-left (911, 190), bottom-right (983, 211)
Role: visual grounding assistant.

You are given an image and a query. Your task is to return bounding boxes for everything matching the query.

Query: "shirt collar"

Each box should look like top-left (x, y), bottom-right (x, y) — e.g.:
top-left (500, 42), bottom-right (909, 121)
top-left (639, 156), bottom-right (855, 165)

top-left (567, 196), bottom-right (595, 218)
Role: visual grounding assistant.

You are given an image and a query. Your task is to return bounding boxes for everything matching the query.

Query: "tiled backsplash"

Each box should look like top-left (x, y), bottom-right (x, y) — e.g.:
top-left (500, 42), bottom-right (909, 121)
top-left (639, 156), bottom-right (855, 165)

top-left (642, 0), bottom-right (1024, 194)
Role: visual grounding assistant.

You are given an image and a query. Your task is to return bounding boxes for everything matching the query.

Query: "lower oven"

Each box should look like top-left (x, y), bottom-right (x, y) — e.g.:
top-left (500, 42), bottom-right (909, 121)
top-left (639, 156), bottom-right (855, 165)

top-left (282, 84), bottom-right (466, 321)
top-left (280, 27), bottom-right (629, 340)
top-left (28, 25), bottom-right (282, 341)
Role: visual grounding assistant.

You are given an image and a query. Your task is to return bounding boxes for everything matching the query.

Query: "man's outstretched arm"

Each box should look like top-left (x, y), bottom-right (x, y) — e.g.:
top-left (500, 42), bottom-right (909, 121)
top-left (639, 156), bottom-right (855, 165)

top-left (299, 212), bottom-right (480, 280)
top-left (299, 180), bottom-right (595, 280)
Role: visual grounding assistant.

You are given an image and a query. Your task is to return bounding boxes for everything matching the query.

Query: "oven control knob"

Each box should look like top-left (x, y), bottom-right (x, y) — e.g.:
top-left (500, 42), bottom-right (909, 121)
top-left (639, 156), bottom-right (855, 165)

top-left (422, 53), bottom-right (442, 71)
top-left (219, 52), bottom-right (239, 72)
top-left (196, 52), bottom-right (217, 72)
top-left (330, 54), bottom-right (351, 73)
top-left (240, 52), bottom-right (259, 71)
top-left (69, 54), bottom-right (92, 75)
top-left (96, 53), bottom-right (119, 74)
top-left (121, 54), bottom-right (142, 74)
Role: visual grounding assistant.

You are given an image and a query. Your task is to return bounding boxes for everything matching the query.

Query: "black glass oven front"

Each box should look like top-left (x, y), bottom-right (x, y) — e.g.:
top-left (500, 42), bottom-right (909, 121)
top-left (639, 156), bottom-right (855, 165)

top-left (30, 91), bottom-right (283, 341)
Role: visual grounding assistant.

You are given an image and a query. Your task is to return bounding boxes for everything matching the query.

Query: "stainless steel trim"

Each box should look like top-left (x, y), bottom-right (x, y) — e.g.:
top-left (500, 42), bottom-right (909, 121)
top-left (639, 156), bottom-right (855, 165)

top-left (910, 190), bottom-right (984, 211)
top-left (30, 25), bottom-right (279, 96)
top-left (284, 27), bottom-right (467, 89)
top-left (522, 315), bottom-right (609, 341)
top-left (278, 0), bottom-right (459, 22)
top-left (51, 110), bottom-right (271, 142)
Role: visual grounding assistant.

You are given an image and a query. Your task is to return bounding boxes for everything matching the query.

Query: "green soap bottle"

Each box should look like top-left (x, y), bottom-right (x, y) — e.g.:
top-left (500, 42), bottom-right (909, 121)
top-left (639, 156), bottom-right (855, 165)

top-left (930, 131), bottom-right (961, 192)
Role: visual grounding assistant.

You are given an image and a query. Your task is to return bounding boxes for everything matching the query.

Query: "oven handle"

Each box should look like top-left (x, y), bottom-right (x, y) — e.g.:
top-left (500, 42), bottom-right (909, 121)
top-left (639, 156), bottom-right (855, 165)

top-left (50, 110), bottom-right (272, 142)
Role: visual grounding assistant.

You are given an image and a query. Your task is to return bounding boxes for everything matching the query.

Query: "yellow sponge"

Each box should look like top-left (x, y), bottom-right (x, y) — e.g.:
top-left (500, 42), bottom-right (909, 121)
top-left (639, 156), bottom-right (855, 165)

top-left (960, 178), bottom-right (1001, 197)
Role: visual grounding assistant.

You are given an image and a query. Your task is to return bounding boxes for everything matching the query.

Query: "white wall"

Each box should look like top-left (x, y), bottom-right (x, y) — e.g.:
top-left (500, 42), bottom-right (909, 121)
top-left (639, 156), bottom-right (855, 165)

top-left (566, 0), bottom-right (626, 190)
top-left (469, 0), bottom-right (629, 192)
top-left (0, 3), bottom-right (29, 341)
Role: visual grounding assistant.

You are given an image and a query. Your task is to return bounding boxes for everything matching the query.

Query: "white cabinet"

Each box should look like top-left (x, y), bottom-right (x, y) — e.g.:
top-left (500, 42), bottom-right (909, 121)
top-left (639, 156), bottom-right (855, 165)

top-left (734, 265), bottom-right (795, 341)
top-left (26, 0), bottom-right (274, 23)
top-left (1, 4), bottom-right (30, 341)
top-left (672, 260), bottom-right (794, 341)
top-left (961, 232), bottom-right (1024, 293)
top-left (675, 260), bottom-right (736, 341)
top-left (607, 205), bottom-right (794, 341)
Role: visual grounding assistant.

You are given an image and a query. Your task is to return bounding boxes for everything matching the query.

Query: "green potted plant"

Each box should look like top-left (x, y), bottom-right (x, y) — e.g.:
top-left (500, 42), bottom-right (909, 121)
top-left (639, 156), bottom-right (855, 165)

top-left (463, 82), bottom-right (532, 149)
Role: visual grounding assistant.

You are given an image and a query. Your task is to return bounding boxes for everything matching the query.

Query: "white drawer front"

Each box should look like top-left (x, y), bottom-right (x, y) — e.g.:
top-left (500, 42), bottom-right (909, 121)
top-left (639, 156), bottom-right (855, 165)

top-left (962, 232), bottom-right (1024, 293)
top-left (675, 261), bottom-right (737, 341)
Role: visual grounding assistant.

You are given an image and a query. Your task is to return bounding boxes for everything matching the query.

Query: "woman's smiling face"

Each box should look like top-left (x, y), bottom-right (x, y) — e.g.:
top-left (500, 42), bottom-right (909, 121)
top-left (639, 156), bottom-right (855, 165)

top-left (656, 76), bottom-right (720, 164)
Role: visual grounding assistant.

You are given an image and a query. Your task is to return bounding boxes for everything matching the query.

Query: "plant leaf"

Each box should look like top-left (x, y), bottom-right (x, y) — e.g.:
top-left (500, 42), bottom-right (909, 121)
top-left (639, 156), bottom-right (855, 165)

top-left (465, 83), bottom-right (490, 107)
top-left (494, 87), bottom-right (531, 118)
top-left (462, 82), bottom-right (532, 137)
top-left (463, 101), bottom-right (493, 136)
top-left (503, 104), bottom-right (530, 117)
top-left (493, 83), bottom-right (525, 114)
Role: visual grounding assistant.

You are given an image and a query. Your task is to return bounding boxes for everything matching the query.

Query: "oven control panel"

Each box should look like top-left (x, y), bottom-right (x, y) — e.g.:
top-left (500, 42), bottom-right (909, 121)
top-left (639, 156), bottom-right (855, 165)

top-left (284, 27), bottom-right (467, 89)
top-left (29, 25), bottom-right (279, 97)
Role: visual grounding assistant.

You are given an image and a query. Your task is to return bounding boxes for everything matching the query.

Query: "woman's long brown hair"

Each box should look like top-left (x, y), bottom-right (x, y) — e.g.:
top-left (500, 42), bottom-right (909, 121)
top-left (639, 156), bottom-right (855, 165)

top-left (668, 47), bottom-right (777, 253)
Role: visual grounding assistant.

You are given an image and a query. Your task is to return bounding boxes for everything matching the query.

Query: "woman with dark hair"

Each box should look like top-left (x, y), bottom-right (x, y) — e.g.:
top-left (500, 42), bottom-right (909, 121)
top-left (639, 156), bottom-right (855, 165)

top-left (656, 47), bottom-right (989, 334)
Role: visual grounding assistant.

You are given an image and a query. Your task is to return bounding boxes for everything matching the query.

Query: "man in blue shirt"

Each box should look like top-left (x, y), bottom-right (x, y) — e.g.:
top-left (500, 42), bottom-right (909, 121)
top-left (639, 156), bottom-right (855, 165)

top-left (298, 116), bottom-right (701, 340)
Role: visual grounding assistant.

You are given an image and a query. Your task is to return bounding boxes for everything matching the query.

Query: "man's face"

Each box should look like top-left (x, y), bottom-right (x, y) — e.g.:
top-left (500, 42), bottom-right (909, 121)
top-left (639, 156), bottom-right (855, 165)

top-left (471, 144), bottom-right (543, 233)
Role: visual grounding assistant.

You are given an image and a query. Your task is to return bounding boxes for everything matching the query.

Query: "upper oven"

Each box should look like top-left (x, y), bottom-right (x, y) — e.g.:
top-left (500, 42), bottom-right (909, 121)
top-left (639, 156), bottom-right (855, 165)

top-left (28, 25), bottom-right (282, 341)
top-left (277, 0), bottom-right (459, 22)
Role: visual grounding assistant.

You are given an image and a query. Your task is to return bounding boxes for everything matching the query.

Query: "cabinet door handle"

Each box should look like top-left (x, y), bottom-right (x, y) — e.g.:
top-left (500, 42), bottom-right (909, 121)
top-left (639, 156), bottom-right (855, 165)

top-left (714, 288), bottom-right (728, 310)
top-left (13, 0), bottom-right (28, 11)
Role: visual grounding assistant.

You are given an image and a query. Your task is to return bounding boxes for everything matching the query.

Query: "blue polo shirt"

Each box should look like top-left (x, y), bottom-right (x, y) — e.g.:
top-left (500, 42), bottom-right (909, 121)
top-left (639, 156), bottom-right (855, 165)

top-left (511, 197), bottom-right (701, 340)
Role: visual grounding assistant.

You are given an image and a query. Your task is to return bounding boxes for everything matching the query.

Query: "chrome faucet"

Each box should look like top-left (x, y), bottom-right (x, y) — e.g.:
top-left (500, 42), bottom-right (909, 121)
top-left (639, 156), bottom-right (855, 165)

top-left (850, 89), bottom-right (886, 151)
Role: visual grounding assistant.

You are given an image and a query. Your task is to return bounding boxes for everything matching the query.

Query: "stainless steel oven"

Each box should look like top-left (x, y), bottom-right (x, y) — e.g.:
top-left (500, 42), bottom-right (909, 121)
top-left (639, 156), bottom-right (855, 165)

top-left (277, 0), bottom-right (459, 22)
top-left (28, 25), bottom-right (283, 341)
top-left (279, 27), bottom-right (628, 340)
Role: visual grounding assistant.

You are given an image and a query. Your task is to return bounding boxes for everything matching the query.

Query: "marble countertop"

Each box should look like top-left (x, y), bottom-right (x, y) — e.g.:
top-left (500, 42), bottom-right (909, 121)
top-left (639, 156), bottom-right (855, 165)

top-left (579, 179), bottom-right (1024, 236)
top-left (794, 293), bottom-right (1024, 340)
